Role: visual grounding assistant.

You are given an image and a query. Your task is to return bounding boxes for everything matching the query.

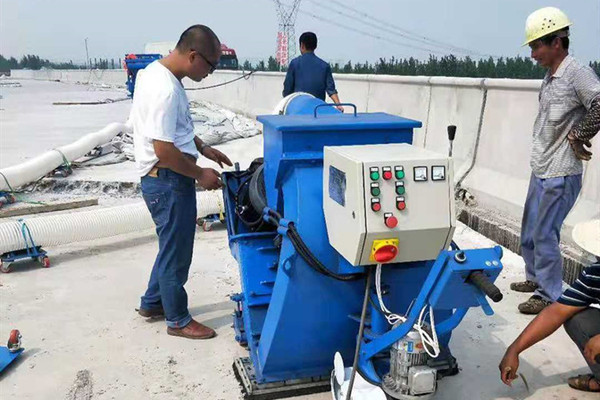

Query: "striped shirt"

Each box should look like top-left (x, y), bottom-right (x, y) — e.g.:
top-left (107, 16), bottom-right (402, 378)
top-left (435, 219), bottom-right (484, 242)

top-left (558, 263), bottom-right (600, 307)
top-left (531, 55), bottom-right (600, 179)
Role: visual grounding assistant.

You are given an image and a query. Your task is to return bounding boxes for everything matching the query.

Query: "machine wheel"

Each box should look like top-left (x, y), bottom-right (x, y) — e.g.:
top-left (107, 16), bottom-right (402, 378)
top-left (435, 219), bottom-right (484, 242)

top-left (40, 256), bottom-right (50, 268)
top-left (0, 261), bottom-right (12, 273)
top-left (202, 221), bottom-right (212, 232)
top-left (7, 329), bottom-right (22, 352)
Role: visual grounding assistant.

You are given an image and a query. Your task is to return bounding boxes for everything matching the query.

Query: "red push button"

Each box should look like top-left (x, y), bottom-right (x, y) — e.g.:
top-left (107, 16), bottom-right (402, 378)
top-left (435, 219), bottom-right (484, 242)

top-left (372, 202), bottom-right (381, 212)
top-left (373, 245), bottom-right (398, 262)
top-left (385, 215), bottom-right (398, 228)
top-left (383, 170), bottom-right (393, 180)
top-left (397, 201), bottom-right (406, 211)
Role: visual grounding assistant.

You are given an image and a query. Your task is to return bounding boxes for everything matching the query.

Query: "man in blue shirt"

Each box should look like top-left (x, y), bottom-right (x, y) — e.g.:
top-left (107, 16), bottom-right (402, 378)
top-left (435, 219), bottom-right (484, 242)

top-left (282, 32), bottom-right (343, 111)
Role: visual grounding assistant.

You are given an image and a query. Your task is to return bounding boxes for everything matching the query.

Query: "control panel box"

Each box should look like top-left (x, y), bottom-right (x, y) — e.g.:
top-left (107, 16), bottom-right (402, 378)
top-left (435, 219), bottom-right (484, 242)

top-left (324, 144), bottom-right (455, 266)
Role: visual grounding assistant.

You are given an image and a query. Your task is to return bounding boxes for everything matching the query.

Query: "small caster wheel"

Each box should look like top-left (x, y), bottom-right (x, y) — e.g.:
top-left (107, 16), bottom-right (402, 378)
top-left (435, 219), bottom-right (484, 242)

top-left (202, 221), bottom-right (212, 232)
top-left (7, 329), bottom-right (22, 352)
top-left (41, 256), bottom-right (50, 268)
top-left (0, 261), bottom-right (12, 273)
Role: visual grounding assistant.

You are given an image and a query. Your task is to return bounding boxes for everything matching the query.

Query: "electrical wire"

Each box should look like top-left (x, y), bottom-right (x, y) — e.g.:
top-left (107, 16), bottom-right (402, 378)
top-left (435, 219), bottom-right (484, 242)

top-left (324, 0), bottom-right (495, 58)
top-left (185, 71), bottom-right (254, 91)
top-left (305, 0), bottom-right (490, 58)
top-left (375, 263), bottom-right (440, 358)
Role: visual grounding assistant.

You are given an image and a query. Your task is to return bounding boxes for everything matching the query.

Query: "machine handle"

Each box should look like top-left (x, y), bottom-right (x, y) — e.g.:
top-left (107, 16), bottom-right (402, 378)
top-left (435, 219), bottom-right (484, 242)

top-left (447, 125), bottom-right (457, 141)
top-left (468, 271), bottom-right (503, 303)
top-left (313, 103), bottom-right (358, 117)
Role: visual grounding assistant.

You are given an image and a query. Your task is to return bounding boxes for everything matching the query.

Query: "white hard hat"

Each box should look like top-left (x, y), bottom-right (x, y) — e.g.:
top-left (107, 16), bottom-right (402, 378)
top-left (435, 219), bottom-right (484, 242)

top-left (572, 219), bottom-right (600, 257)
top-left (523, 7), bottom-right (572, 46)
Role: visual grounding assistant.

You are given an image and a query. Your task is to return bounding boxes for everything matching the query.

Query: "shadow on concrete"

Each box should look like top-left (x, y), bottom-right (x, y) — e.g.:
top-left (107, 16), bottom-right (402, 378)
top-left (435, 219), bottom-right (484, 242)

top-left (5, 234), bottom-right (157, 275)
top-left (188, 301), bottom-right (231, 317)
top-left (0, 347), bottom-right (42, 382)
top-left (198, 313), bottom-right (232, 330)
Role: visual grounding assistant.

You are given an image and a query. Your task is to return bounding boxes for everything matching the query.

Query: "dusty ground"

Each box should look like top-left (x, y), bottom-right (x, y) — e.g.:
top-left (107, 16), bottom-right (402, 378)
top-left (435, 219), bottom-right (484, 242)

top-left (0, 222), bottom-right (596, 400)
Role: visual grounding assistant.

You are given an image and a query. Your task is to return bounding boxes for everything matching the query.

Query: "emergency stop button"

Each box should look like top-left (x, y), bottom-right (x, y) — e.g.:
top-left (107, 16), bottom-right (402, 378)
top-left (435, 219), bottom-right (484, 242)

top-left (371, 238), bottom-right (399, 263)
top-left (384, 213), bottom-right (398, 228)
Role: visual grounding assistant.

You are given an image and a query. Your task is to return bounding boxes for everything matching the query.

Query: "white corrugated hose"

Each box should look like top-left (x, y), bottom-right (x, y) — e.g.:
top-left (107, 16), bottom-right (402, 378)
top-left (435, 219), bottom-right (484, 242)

top-left (0, 122), bottom-right (126, 191)
top-left (0, 190), bottom-right (223, 254)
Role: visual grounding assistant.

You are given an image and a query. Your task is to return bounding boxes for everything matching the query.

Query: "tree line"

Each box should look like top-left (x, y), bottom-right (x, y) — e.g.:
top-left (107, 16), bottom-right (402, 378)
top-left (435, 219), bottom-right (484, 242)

top-left (0, 54), bottom-right (121, 71)
top-left (243, 55), bottom-right (600, 80)
top-left (3, 53), bottom-right (599, 79)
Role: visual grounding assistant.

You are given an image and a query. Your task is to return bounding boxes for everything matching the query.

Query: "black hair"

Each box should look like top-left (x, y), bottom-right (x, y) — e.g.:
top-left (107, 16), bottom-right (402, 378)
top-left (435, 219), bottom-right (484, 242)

top-left (175, 25), bottom-right (220, 55)
top-left (540, 28), bottom-right (570, 50)
top-left (299, 32), bottom-right (317, 51)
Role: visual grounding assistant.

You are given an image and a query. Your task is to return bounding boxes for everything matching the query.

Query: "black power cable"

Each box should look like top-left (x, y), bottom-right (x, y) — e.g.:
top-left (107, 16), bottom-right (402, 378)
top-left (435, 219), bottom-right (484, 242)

top-left (286, 223), bottom-right (364, 281)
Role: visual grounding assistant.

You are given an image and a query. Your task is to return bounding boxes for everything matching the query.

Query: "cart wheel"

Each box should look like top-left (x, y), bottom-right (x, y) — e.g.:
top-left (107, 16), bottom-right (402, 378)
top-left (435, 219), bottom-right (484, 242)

top-left (202, 221), bottom-right (212, 232)
top-left (0, 261), bottom-right (11, 273)
top-left (41, 256), bottom-right (50, 268)
top-left (7, 329), bottom-right (22, 352)
top-left (196, 217), bottom-right (204, 226)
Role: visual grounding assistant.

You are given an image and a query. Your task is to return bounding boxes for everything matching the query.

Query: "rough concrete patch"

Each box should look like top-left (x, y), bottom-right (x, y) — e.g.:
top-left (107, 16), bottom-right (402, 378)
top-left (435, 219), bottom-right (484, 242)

top-left (28, 179), bottom-right (141, 198)
top-left (457, 203), bottom-right (587, 285)
top-left (66, 369), bottom-right (94, 400)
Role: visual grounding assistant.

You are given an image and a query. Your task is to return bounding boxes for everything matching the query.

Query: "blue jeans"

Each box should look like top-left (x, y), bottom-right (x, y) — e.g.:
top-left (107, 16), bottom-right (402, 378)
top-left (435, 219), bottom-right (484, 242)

top-left (520, 173), bottom-right (582, 301)
top-left (140, 168), bottom-right (197, 328)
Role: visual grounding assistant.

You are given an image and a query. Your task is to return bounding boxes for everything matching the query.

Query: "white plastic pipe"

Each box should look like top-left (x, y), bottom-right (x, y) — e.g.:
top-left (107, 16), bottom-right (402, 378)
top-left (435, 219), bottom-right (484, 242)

top-left (0, 122), bottom-right (126, 191)
top-left (0, 190), bottom-right (223, 254)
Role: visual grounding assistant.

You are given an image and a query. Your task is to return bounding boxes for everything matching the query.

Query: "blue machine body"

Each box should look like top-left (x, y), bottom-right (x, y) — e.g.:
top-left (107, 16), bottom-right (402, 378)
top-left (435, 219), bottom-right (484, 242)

top-left (124, 54), bottom-right (162, 96)
top-left (224, 95), bottom-right (503, 385)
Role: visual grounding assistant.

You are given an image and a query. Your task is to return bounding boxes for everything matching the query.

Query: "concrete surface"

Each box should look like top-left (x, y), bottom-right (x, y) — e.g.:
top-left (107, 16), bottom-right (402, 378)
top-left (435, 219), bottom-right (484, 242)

top-left (0, 79), bottom-right (131, 168)
top-left (0, 222), bottom-right (595, 400)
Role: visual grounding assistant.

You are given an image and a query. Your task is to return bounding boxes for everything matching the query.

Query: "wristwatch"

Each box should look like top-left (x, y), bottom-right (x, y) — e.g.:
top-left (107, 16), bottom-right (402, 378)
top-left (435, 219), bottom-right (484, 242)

top-left (200, 143), bottom-right (211, 156)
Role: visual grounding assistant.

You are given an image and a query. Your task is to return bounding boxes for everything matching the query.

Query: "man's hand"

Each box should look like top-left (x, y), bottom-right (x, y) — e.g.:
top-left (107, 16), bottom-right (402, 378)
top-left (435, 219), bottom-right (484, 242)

top-left (568, 133), bottom-right (593, 161)
top-left (196, 168), bottom-right (223, 190)
top-left (336, 105), bottom-right (345, 113)
top-left (584, 334), bottom-right (600, 365)
top-left (202, 146), bottom-right (233, 168)
top-left (499, 347), bottom-right (520, 386)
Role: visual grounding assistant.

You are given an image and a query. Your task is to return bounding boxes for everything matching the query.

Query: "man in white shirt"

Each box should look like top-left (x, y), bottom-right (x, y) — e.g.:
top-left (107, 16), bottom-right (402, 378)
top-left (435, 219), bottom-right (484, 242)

top-left (130, 25), bottom-right (232, 339)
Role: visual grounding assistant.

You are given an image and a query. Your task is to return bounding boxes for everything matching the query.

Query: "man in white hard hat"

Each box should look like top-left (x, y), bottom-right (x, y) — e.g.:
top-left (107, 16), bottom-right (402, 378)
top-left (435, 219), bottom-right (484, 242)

top-left (511, 7), bottom-right (600, 314)
top-left (500, 219), bottom-right (600, 393)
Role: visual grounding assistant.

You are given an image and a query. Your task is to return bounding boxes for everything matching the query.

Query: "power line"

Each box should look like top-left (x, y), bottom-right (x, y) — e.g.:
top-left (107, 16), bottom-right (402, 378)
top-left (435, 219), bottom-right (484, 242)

top-left (325, 0), bottom-right (494, 58)
top-left (293, 6), bottom-right (449, 56)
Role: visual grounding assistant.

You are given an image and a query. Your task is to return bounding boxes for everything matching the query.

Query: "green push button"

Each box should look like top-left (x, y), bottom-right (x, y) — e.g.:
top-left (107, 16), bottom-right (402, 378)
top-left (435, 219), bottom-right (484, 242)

top-left (370, 171), bottom-right (380, 181)
top-left (395, 170), bottom-right (405, 179)
top-left (371, 187), bottom-right (381, 196)
top-left (396, 186), bottom-right (405, 195)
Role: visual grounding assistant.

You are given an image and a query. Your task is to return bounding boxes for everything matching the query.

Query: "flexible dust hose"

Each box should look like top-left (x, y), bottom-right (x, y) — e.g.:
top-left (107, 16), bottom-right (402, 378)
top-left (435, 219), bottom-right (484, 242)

top-left (0, 122), bottom-right (126, 191)
top-left (0, 190), bottom-right (223, 254)
top-left (346, 267), bottom-right (373, 400)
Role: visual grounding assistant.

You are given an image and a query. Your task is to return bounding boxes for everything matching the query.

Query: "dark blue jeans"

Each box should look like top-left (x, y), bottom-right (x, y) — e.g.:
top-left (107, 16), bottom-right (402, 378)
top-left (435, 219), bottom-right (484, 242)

top-left (520, 173), bottom-right (582, 301)
top-left (140, 168), bottom-right (196, 328)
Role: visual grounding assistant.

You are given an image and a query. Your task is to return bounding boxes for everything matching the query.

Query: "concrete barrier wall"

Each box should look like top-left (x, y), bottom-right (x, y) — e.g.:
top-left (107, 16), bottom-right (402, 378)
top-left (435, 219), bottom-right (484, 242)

top-left (11, 69), bottom-right (599, 236)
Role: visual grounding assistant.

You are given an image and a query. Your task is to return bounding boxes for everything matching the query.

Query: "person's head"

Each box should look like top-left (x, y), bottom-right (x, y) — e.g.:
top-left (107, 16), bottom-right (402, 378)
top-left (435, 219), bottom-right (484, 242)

top-left (523, 7), bottom-right (572, 68)
top-left (529, 28), bottom-right (570, 68)
top-left (299, 32), bottom-right (317, 54)
top-left (174, 25), bottom-right (221, 81)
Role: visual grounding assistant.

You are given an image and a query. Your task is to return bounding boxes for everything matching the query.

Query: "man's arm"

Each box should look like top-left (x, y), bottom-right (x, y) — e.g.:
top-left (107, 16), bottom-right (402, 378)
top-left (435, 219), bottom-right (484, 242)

top-left (153, 140), bottom-right (222, 190)
top-left (282, 62), bottom-right (295, 97)
top-left (499, 302), bottom-right (585, 385)
top-left (568, 67), bottom-right (600, 160)
top-left (193, 136), bottom-right (233, 168)
top-left (325, 65), bottom-right (343, 112)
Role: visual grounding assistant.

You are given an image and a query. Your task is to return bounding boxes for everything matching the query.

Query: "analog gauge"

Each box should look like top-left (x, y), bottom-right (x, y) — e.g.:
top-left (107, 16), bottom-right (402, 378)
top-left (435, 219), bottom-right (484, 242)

top-left (414, 166), bottom-right (428, 182)
top-left (432, 166), bottom-right (446, 181)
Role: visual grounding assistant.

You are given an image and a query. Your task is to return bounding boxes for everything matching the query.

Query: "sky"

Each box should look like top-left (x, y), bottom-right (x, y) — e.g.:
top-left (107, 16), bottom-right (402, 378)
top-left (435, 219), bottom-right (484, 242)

top-left (1, 0), bottom-right (599, 65)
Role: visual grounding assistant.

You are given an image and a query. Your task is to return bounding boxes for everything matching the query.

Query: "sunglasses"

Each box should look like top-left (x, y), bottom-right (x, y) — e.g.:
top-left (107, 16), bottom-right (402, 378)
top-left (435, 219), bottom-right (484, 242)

top-left (193, 50), bottom-right (217, 73)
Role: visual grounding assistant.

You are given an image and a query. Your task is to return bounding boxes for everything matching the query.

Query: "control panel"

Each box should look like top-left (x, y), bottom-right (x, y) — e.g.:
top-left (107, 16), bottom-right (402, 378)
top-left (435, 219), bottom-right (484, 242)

top-left (323, 144), bottom-right (455, 266)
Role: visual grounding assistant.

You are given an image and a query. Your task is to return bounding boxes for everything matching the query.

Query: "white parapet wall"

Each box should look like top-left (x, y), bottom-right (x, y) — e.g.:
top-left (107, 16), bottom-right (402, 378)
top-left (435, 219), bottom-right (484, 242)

top-left (11, 69), bottom-right (599, 239)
